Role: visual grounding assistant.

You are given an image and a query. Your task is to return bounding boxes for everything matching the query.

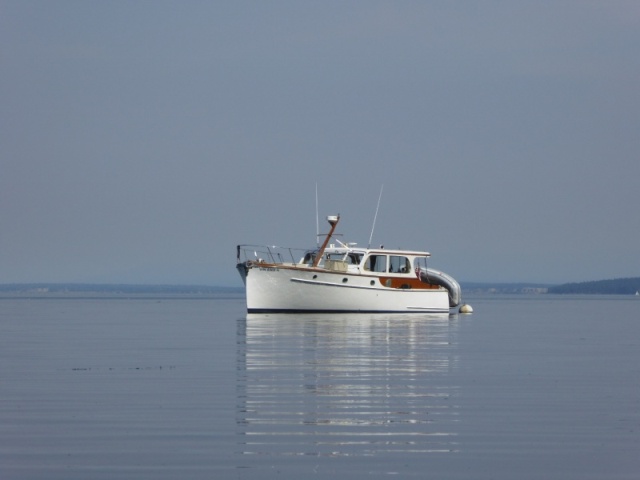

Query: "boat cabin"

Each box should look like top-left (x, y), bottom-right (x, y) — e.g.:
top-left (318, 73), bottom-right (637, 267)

top-left (301, 247), bottom-right (431, 277)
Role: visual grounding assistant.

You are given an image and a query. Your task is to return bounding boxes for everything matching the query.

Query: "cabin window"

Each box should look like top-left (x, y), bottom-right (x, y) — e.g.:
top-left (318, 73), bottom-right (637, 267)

top-left (364, 255), bottom-right (387, 273)
top-left (349, 253), bottom-right (362, 265)
top-left (413, 257), bottom-right (428, 271)
top-left (389, 256), bottom-right (411, 274)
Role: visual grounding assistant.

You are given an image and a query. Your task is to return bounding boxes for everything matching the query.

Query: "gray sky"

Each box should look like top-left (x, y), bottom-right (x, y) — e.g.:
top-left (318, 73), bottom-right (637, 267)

top-left (2, 1), bottom-right (639, 286)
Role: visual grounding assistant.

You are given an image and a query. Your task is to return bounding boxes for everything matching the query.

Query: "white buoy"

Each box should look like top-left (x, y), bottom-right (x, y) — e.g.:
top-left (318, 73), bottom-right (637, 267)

top-left (459, 304), bottom-right (473, 314)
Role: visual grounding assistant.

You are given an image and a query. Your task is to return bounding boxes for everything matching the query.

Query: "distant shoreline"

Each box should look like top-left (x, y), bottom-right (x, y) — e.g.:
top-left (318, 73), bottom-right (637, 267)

top-left (2, 278), bottom-right (638, 296)
top-left (0, 284), bottom-right (244, 299)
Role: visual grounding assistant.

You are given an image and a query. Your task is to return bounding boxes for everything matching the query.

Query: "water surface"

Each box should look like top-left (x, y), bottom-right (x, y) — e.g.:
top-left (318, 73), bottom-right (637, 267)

top-left (1, 294), bottom-right (638, 479)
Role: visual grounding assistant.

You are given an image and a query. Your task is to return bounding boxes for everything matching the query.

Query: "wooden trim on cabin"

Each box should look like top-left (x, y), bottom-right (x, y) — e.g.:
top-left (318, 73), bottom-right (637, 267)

top-left (378, 277), bottom-right (441, 290)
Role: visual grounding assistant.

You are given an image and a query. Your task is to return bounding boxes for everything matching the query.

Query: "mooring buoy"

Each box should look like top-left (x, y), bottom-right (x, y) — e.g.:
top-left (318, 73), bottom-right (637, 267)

top-left (459, 304), bottom-right (473, 314)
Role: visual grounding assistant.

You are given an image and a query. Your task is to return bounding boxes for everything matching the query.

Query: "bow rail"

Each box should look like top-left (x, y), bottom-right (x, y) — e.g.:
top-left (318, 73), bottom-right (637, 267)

top-left (236, 244), bottom-right (307, 266)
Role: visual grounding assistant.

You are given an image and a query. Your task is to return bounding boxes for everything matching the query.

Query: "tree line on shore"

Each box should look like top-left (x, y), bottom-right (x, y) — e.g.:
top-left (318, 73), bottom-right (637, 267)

top-left (547, 277), bottom-right (640, 295)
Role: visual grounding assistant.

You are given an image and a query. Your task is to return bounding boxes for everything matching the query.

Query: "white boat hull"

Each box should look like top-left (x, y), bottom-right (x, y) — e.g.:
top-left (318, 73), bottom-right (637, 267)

top-left (241, 264), bottom-right (451, 313)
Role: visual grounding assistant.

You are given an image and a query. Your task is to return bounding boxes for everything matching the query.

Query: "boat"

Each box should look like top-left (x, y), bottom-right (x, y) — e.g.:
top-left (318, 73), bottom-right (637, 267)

top-left (236, 215), bottom-right (462, 314)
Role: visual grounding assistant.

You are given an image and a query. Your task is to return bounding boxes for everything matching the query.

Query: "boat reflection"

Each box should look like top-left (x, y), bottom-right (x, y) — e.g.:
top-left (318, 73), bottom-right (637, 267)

top-left (236, 313), bottom-right (461, 458)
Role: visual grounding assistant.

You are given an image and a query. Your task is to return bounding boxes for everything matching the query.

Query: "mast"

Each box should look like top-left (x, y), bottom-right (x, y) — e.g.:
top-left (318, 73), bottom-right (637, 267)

top-left (315, 183), bottom-right (319, 247)
top-left (368, 185), bottom-right (384, 248)
top-left (312, 215), bottom-right (340, 267)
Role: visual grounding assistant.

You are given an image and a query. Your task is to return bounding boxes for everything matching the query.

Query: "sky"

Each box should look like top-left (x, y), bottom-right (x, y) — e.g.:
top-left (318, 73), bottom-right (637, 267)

top-left (1, 1), bottom-right (639, 286)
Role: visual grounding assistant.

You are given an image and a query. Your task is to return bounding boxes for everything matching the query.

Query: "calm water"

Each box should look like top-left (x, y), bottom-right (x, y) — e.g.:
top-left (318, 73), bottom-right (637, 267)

top-left (1, 294), bottom-right (638, 479)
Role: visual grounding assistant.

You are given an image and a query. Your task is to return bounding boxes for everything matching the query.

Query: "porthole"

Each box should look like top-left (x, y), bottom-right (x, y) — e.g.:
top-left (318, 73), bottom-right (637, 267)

top-left (370, 280), bottom-right (375, 286)
top-left (313, 275), bottom-right (318, 279)
top-left (342, 278), bottom-right (348, 283)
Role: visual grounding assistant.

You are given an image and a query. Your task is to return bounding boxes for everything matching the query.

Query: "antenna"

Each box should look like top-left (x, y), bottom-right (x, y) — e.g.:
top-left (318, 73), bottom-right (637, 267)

top-left (368, 185), bottom-right (384, 248)
top-left (315, 183), bottom-right (319, 247)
